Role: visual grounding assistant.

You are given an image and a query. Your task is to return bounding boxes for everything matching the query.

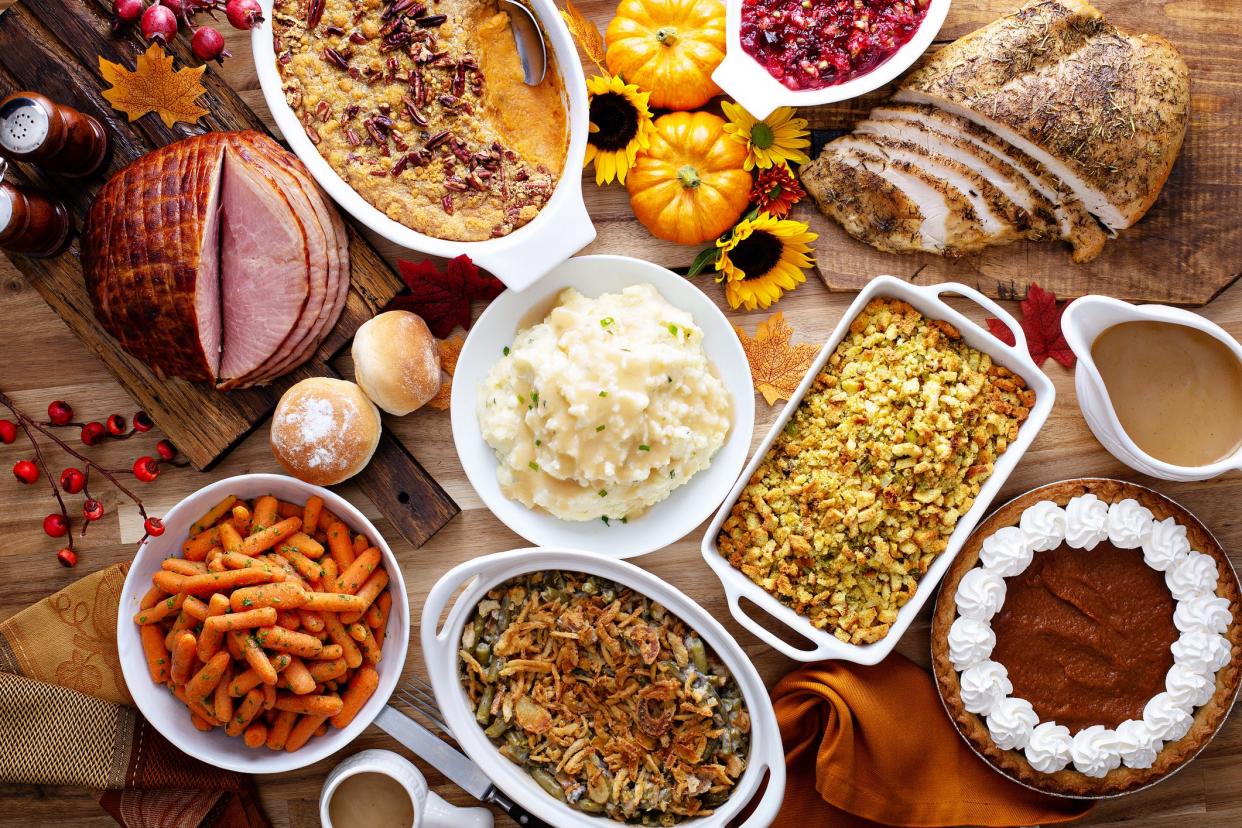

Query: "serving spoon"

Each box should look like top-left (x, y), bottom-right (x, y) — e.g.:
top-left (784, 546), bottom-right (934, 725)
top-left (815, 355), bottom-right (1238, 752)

top-left (501, 0), bottom-right (547, 85)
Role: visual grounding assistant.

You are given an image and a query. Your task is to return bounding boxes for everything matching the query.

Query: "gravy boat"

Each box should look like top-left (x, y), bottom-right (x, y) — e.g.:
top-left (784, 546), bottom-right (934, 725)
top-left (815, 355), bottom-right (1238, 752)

top-left (1062, 296), bottom-right (1242, 481)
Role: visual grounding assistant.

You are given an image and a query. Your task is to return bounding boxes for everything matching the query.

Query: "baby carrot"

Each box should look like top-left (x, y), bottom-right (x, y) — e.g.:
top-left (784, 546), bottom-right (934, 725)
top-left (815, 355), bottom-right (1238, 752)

top-left (334, 548), bottom-right (380, 595)
top-left (251, 496), bottom-right (279, 535)
top-left (340, 569), bottom-right (388, 624)
top-left (275, 694), bottom-right (344, 717)
top-left (331, 667), bottom-right (379, 730)
top-left (140, 624), bottom-right (170, 683)
top-left (282, 657), bottom-right (316, 695)
top-left (230, 581), bottom-right (308, 612)
top-left (303, 592), bottom-right (366, 614)
top-left (255, 625), bottom-right (323, 658)
top-left (181, 526), bottom-right (219, 562)
top-left (266, 710), bottom-right (298, 751)
top-left (169, 631), bottom-right (197, 685)
top-left (302, 496), bottom-right (324, 535)
top-left (240, 517), bottom-right (302, 557)
top-left (226, 688), bottom-right (264, 737)
top-left (190, 495), bottom-right (238, 536)
top-left (185, 651), bottom-right (231, 702)
top-left (243, 721), bottom-right (268, 749)
top-left (285, 714), bottom-right (328, 752)
top-left (133, 592), bottom-right (185, 625)
top-left (325, 521), bottom-right (355, 569)
top-left (323, 613), bottom-right (363, 669)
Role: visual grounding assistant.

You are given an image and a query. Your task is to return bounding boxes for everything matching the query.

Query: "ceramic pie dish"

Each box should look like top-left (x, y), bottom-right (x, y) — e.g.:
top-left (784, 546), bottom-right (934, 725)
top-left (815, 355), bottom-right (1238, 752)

top-left (251, 0), bottom-right (593, 292)
top-left (420, 548), bottom-right (786, 827)
top-left (115, 474), bottom-right (409, 774)
top-left (931, 478), bottom-right (1242, 798)
top-left (702, 276), bottom-right (1055, 664)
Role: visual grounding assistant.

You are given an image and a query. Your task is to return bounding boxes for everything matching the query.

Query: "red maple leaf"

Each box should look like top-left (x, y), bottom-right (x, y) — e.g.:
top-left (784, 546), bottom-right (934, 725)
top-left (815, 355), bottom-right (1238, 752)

top-left (388, 255), bottom-right (504, 339)
top-left (986, 283), bottom-right (1076, 368)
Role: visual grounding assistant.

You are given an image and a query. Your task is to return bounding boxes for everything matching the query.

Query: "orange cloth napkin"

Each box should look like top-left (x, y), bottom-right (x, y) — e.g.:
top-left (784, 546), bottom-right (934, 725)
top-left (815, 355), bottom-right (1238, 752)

top-left (0, 563), bottom-right (270, 828)
top-left (772, 655), bottom-right (1094, 827)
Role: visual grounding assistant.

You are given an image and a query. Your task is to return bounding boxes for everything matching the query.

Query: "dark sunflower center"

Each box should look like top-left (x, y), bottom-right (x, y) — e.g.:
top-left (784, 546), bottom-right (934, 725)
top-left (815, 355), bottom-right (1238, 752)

top-left (730, 230), bottom-right (784, 279)
top-left (590, 92), bottom-right (639, 151)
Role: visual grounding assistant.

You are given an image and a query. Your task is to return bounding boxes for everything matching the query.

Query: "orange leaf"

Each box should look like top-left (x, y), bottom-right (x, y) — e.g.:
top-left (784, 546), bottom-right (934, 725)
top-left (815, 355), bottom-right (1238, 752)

top-left (100, 43), bottom-right (208, 129)
top-left (733, 312), bottom-right (819, 406)
top-left (560, 0), bottom-right (607, 73)
top-left (427, 336), bottom-right (464, 411)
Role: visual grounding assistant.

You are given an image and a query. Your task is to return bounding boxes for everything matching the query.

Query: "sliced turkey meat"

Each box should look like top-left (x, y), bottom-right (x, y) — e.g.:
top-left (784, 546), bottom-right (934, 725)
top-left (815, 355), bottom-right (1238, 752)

top-left (898, 0), bottom-right (1189, 231)
top-left (866, 104), bottom-right (1108, 261)
top-left (802, 146), bottom-right (1001, 256)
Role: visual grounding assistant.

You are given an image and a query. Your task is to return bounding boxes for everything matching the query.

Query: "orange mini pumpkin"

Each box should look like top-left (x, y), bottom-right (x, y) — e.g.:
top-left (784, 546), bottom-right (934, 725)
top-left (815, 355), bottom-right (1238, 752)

top-left (627, 111), bottom-right (752, 246)
top-left (605, 0), bottom-right (726, 111)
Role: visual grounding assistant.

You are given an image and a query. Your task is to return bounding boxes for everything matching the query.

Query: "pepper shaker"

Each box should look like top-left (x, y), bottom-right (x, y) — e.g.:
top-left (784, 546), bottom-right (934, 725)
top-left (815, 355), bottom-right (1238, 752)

top-left (0, 91), bottom-right (109, 178)
top-left (0, 159), bottom-right (72, 258)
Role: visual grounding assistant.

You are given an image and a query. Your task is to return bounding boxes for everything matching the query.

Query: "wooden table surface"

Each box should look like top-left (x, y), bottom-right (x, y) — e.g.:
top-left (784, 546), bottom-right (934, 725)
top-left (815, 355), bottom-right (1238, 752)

top-left (2, 2), bottom-right (1241, 826)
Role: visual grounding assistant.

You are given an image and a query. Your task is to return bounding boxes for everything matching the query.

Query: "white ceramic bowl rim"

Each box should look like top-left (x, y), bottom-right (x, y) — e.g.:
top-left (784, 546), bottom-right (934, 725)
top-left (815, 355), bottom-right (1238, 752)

top-left (712, 0), bottom-right (953, 118)
top-left (701, 276), bottom-right (1056, 664)
top-left (1062, 296), bottom-right (1242, 477)
top-left (450, 254), bottom-right (756, 558)
top-left (250, 0), bottom-right (595, 291)
top-left (116, 473), bottom-right (409, 774)
top-left (420, 548), bottom-right (786, 828)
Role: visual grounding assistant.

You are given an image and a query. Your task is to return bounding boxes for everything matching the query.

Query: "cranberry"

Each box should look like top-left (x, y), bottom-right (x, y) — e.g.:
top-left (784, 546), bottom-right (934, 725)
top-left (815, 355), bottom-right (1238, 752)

top-left (56, 548), bottom-right (78, 568)
top-left (132, 410), bottom-right (154, 432)
top-left (83, 498), bottom-right (104, 522)
top-left (59, 467), bottom-right (86, 494)
top-left (0, 419), bottom-right (16, 444)
top-left (155, 439), bottom-right (178, 461)
top-left (81, 421), bottom-right (105, 446)
top-left (225, 0), bottom-right (263, 30)
top-left (141, 3), bottom-right (179, 42)
top-left (13, 459), bottom-right (39, 484)
top-left (191, 25), bottom-right (228, 61)
top-left (160, 0), bottom-right (189, 16)
top-left (43, 513), bottom-right (69, 537)
top-left (106, 413), bottom-right (128, 437)
top-left (144, 516), bottom-right (166, 537)
top-left (47, 400), bottom-right (74, 425)
top-left (113, 0), bottom-right (144, 23)
top-left (133, 456), bottom-right (160, 483)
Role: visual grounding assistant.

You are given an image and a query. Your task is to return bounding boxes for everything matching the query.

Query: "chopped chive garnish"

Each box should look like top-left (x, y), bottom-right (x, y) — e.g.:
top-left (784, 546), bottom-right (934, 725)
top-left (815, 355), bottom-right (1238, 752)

top-left (596, 424), bottom-right (606, 432)
top-left (600, 317), bottom-right (614, 328)
top-left (668, 323), bottom-right (679, 336)
top-left (598, 489), bottom-right (607, 497)
top-left (528, 461), bottom-right (540, 471)
top-left (601, 516), bottom-right (610, 526)
top-left (599, 390), bottom-right (608, 397)
top-left (503, 346), bottom-right (510, 356)
top-left (638, 444), bottom-right (650, 451)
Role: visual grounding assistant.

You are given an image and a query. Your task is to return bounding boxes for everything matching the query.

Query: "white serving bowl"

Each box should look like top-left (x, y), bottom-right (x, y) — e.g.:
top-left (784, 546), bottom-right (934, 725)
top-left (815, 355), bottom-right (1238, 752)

top-left (702, 276), bottom-right (1055, 664)
top-left (251, 0), bottom-right (594, 292)
top-left (116, 473), bottom-right (409, 773)
top-left (1062, 295), bottom-right (1242, 481)
top-left (421, 548), bottom-right (785, 828)
top-left (451, 254), bottom-right (756, 558)
top-left (711, 0), bottom-right (952, 119)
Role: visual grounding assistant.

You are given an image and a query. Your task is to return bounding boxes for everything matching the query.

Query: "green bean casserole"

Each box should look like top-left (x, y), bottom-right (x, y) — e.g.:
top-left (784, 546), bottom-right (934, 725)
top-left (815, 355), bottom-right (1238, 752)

top-left (458, 571), bottom-right (751, 823)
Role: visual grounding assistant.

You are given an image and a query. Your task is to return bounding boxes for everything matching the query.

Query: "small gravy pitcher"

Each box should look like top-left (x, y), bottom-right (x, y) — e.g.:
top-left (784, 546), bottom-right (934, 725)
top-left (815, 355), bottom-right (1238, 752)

top-left (1061, 295), bottom-right (1242, 481)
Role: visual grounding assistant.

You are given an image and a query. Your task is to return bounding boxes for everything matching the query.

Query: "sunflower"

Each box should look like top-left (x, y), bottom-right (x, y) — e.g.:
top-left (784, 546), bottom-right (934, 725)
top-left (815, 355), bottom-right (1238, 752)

top-left (715, 213), bottom-right (817, 311)
top-left (750, 163), bottom-right (807, 218)
top-left (584, 74), bottom-right (655, 185)
top-left (721, 102), bottom-right (811, 171)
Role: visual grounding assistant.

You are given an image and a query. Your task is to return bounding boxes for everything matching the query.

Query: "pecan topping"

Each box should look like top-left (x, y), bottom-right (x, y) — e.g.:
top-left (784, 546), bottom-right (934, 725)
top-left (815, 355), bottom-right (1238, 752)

top-left (324, 25), bottom-right (344, 36)
top-left (424, 129), bottom-right (451, 149)
top-left (402, 96), bottom-right (429, 127)
top-left (441, 194), bottom-right (454, 214)
top-left (349, 31), bottom-right (367, 44)
top-left (315, 100), bottom-right (331, 122)
top-left (321, 46), bottom-right (349, 69)
top-left (307, 0), bottom-right (325, 29)
top-left (416, 14), bottom-right (447, 27)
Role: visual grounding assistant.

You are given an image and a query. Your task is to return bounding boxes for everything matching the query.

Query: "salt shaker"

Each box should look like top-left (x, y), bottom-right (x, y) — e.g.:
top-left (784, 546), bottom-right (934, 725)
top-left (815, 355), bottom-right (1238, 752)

top-left (0, 159), bottom-right (72, 258)
top-left (0, 91), bottom-right (109, 178)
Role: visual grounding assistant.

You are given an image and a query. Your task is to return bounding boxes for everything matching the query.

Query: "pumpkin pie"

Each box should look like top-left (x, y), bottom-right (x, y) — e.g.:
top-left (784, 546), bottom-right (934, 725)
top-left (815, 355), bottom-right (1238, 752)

top-left (932, 479), bottom-right (1241, 797)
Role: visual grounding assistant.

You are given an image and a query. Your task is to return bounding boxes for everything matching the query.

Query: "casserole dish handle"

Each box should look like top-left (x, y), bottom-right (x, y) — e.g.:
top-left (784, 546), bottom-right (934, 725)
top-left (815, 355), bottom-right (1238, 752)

top-left (735, 731), bottom-right (787, 827)
top-left (472, 195), bottom-right (596, 293)
top-left (722, 579), bottom-right (844, 662)
top-left (926, 282), bottom-right (1030, 359)
top-left (421, 556), bottom-right (501, 648)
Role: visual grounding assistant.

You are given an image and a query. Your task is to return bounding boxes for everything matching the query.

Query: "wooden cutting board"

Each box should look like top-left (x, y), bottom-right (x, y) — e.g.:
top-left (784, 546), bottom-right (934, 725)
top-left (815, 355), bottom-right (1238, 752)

top-left (0, 0), bottom-right (458, 547)
top-left (787, 0), bottom-right (1242, 304)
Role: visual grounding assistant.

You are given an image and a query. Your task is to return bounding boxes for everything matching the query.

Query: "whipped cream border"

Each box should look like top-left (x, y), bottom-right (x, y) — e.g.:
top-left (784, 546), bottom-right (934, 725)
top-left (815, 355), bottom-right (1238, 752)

top-left (949, 494), bottom-right (1234, 778)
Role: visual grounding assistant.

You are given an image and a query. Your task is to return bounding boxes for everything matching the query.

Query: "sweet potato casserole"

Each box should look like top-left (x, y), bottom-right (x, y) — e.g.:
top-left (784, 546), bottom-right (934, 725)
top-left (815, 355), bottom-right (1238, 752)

top-left (273, 0), bottom-right (568, 241)
top-left (458, 571), bottom-right (750, 823)
top-left (716, 299), bottom-right (1035, 645)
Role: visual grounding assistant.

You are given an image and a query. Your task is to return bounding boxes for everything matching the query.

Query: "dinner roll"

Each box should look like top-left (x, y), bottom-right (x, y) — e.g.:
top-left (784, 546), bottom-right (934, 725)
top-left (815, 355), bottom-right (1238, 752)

top-left (351, 310), bottom-right (441, 415)
top-left (270, 378), bottom-right (381, 485)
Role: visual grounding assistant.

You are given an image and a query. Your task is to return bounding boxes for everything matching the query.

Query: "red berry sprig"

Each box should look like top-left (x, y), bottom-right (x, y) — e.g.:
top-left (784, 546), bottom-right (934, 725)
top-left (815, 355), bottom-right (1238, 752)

top-left (0, 391), bottom-right (171, 566)
top-left (110, 0), bottom-right (256, 65)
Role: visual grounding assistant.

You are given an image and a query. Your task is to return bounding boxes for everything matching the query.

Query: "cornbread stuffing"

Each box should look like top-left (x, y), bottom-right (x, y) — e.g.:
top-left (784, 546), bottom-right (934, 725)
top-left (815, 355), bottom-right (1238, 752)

top-left (716, 299), bottom-right (1034, 645)
top-left (459, 571), bottom-right (750, 822)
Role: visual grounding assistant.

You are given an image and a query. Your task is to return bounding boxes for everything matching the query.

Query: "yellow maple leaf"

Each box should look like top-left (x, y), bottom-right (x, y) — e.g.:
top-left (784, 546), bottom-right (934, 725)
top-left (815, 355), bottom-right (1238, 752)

top-left (733, 312), bottom-right (820, 406)
top-left (427, 336), bottom-right (464, 411)
top-left (100, 43), bottom-right (208, 129)
top-left (560, 0), bottom-right (607, 74)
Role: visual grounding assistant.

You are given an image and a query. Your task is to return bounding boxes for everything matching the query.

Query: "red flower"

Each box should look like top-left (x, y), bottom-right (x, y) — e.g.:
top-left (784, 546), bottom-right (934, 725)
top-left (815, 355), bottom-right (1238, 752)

top-left (750, 164), bottom-right (806, 218)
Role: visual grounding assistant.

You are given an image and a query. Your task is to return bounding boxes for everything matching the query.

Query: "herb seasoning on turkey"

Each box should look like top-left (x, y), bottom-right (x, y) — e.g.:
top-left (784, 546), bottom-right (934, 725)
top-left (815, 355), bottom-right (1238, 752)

top-left (458, 571), bottom-right (751, 823)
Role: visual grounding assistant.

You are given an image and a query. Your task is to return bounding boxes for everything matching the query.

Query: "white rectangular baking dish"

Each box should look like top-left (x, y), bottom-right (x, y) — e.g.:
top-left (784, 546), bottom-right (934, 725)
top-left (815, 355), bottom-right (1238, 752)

top-left (251, 0), bottom-right (594, 292)
top-left (701, 276), bottom-right (1055, 664)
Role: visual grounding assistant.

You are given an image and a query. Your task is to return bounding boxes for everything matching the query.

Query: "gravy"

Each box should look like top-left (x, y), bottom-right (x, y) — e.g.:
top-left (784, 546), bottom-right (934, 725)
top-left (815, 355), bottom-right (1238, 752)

top-left (1091, 320), bottom-right (1242, 466)
top-left (328, 772), bottom-right (415, 828)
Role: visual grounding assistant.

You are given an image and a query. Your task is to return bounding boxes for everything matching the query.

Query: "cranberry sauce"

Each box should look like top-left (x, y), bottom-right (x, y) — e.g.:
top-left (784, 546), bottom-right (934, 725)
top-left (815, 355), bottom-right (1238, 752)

top-left (740, 0), bottom-right (929, 91)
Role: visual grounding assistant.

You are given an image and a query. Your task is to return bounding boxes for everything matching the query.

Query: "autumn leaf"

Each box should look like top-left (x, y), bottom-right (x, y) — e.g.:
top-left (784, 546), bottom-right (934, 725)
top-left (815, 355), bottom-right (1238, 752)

top-left (733, 312), bottom-right (819, 405)
top-left (427, 336), bottom-right (463, 411)
top-left (986, 283), bottom-right (1075, 368)
top-left (388, 255), bottom-right (504, 339)
top-left (100, 43), bottom-right (208, 129)
top-left (561, 1), bottom-right (607, 73)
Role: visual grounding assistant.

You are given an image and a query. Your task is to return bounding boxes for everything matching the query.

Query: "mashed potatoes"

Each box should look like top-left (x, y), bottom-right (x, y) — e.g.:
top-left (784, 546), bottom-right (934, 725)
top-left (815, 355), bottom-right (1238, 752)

top-left (478, 284), bottom-right (731, 521)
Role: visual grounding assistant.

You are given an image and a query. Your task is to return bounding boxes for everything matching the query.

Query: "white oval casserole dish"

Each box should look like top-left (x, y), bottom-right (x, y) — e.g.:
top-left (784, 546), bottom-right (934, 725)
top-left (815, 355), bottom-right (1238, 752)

top-left (116, 473), bottom-right (410, 773)
top-left (252, 0), bottom-right (594, 292)
top-left (421, 548), bottom-right (786, 827)
top-left (701, 276), bottom-right (1056, 665)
